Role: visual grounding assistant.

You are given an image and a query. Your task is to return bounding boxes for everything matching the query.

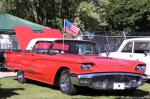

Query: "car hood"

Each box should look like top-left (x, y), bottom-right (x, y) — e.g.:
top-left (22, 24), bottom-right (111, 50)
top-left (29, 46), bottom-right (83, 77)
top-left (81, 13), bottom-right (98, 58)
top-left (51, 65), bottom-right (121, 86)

top-left (55, 54), bottom-right (145, 74)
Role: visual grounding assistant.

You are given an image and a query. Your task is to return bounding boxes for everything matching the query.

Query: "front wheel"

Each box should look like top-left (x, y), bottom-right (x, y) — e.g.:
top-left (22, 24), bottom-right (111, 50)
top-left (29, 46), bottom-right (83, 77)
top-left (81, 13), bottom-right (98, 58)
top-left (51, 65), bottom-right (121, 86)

top-left (17, 70), bottom-right (26, 84)
top-left (59, 69), bottom-right (77, 95)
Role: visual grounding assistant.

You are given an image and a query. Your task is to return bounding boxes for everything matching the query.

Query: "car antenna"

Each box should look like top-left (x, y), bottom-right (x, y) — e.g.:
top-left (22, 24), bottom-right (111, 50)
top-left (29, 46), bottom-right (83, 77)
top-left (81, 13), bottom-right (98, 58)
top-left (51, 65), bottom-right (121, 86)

top-left (104, 29), bottom-right (110, 57)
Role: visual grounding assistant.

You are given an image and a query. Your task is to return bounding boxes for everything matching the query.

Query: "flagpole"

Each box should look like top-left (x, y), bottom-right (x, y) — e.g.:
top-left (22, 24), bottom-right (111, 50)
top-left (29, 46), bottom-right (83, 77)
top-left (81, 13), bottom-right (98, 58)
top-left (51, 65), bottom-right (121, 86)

top-left (80, 31), bottom-right (83, 40)
top-left (61, 19), bottom-right (65, 52)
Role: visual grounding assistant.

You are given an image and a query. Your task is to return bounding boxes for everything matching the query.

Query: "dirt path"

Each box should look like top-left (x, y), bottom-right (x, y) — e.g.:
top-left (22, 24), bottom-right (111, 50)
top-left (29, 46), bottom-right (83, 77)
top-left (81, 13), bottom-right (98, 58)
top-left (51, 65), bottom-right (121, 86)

top-left (0, 70), bottom-right (16, 78)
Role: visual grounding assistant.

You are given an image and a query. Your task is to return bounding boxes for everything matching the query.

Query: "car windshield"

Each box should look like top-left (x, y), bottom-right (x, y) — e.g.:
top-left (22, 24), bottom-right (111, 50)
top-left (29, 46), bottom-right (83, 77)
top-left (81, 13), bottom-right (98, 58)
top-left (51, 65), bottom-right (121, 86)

top-left (52, 40), bottom-right (99, 55)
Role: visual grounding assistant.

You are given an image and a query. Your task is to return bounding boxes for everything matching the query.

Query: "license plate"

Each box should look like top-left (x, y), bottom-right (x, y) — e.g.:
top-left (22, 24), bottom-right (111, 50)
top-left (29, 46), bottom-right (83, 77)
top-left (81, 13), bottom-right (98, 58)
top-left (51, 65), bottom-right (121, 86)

top-left (113, 83), bottom-right (125, 90)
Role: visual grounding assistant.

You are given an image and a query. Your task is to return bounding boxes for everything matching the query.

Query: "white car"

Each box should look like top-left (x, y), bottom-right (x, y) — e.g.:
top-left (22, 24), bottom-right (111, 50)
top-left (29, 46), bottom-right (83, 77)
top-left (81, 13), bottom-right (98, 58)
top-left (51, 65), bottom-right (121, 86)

top-left (102, 38), bottom-right (150, 78)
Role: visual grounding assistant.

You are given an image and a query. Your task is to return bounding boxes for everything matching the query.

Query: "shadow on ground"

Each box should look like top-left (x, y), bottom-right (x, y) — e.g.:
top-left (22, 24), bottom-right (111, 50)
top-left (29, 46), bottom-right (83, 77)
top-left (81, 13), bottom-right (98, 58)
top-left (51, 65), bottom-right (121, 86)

top-left (76, 87), bottom-right (150, 98)
top-left (0, 84), bottom-right (24, 99)
top-left (13, 78), bottom-right (150, 97)
top-left (14, 78), bottom-right (58, 90)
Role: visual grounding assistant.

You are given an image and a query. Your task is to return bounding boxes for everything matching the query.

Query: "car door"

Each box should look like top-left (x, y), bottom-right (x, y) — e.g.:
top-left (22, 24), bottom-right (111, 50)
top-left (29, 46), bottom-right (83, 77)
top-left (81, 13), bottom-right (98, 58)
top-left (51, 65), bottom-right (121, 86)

top-left (27, 53), bottom-right (54, 82)
top-left (24, 41), bottom-right (52, 81)
top-left (118, 41), bottom-right (149, 61)
top-left (129, 41), bottom-right (148, 60)
top-left (112, 41), bottom-right (134, 60)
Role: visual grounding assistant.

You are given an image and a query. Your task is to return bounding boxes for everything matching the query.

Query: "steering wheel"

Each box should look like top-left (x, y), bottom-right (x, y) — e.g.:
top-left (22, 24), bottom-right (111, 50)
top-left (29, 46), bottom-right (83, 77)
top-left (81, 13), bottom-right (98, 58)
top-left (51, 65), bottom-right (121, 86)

top-left (82, 51), bottom-right (92, 55)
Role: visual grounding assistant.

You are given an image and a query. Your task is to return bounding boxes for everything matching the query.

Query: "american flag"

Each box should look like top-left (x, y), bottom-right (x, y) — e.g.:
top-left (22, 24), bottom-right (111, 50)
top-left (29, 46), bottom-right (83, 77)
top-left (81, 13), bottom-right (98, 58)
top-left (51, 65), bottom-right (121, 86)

top-left (64, 20), bottom-right (80, 36)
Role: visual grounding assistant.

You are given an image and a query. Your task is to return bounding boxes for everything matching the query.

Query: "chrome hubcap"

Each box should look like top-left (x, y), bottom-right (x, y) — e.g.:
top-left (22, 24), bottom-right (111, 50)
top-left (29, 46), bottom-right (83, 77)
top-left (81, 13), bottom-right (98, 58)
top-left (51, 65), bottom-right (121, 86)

top-left (60, 74), bottom-right (70, 92)
top-left (17, 72), bottom-right (23, 80)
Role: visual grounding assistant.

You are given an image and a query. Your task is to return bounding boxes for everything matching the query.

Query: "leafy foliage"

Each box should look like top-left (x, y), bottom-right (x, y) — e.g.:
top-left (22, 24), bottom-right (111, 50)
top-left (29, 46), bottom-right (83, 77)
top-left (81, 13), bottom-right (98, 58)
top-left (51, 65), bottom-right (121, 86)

top-left (1, 0), bottom-right (150, 35)
top-left (106, 0), bottom-right (150, 33)
top-left (75, 0), bottom-right (108, 32)
top-left (0, 0), bottom-right (107, 32)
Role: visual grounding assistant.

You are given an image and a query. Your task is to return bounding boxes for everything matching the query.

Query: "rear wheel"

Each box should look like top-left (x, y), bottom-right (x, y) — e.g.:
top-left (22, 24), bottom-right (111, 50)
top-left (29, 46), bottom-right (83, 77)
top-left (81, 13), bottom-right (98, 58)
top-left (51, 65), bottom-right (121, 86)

top-left (59, 69), bottom-right (77, 95)
top-left (17, 70), bottom-right (26, 84)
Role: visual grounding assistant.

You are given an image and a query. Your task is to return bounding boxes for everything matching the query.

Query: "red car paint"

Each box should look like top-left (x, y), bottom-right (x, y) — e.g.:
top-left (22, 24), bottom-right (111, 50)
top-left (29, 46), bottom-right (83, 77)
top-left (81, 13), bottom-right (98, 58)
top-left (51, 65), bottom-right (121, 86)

top-left (14, 26), bottom-right (63, 50)
top-left (6, 39), bottom-right (146, 84)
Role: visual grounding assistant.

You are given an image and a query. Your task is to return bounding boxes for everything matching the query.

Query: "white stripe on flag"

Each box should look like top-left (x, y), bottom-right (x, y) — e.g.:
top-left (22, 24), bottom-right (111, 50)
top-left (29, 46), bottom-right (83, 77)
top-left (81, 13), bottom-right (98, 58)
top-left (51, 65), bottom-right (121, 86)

top-left (71, 25), bottom-right (80, 33)
top-left (64, 28), bottom-right (77, 36)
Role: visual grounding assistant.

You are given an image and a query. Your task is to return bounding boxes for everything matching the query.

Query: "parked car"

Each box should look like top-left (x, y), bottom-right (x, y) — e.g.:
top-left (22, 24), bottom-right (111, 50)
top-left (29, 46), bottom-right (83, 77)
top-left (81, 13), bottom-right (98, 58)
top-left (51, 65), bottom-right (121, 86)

top-left (102, 38), bottom-right (150, 78)
top-left (5, 38), bottom-right (147, 95)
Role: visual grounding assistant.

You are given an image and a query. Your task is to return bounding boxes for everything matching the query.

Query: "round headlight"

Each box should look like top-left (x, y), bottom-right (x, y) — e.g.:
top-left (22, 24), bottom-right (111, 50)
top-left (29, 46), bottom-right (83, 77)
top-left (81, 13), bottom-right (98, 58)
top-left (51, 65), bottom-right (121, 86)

top-left (87, 64), bottom-right (92, 70)
top-left (81, 64), bottom-right (86, 70)
top-left (81, 64), bottom-right (93, 71)
top-left (135, 65), bottom-right (146, 72)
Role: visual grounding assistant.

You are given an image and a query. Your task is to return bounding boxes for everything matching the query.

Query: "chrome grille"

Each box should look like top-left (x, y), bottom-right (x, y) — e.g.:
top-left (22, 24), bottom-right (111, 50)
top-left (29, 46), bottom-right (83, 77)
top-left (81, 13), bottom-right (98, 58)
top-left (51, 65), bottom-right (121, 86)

top-left (91, 75), bottom-right (141, 89)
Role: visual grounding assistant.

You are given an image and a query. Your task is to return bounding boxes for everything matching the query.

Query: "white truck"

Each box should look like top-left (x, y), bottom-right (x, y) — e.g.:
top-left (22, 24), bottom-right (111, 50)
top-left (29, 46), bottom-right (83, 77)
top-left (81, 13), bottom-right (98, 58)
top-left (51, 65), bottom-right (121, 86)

top-left (102, 38), bottom-right (150, 78)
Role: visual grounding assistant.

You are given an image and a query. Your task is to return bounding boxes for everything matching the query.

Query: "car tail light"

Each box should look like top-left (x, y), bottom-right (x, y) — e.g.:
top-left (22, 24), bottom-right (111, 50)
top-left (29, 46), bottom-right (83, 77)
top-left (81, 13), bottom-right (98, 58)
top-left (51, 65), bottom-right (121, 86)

top-left (4, 53), bottom-right (6, 58)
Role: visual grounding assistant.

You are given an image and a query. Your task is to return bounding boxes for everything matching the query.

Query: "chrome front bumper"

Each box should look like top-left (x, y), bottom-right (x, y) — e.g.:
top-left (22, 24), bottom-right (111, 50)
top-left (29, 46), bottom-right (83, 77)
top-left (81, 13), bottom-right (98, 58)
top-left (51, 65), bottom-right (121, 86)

top-left (70, 73), bottom-right (147, 90)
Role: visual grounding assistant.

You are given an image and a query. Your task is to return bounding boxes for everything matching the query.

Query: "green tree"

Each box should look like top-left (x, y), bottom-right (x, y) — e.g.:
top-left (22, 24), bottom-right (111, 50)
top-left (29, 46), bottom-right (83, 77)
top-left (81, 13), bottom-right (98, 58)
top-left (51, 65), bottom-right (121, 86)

top-left (106, 0), bottom-right (150, 34)
top-left (0, 0), bottom-right (59, 27)
top-left (75, 0), bottom-right (108, 32)
top-left (0, 0), bottom-right (108, 33)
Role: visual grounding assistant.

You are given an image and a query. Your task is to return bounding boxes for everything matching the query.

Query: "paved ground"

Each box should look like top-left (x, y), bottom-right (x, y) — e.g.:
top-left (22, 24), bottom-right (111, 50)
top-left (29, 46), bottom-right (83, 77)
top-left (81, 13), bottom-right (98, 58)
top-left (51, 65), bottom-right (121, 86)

top-left (0, 69), bottom-right (16, 78)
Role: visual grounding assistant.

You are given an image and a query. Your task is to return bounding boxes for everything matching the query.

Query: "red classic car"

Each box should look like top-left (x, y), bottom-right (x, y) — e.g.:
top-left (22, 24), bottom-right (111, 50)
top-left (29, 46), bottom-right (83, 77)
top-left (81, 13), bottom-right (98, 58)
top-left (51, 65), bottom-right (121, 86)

top-left (6, 39), bottom-right (147, 95)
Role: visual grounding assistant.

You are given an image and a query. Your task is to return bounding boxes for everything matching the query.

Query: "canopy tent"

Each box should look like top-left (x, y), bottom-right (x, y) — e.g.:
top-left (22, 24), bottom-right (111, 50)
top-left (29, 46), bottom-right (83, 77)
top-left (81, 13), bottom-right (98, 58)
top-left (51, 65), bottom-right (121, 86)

top-left (0, 14), bottom-right (48, 34)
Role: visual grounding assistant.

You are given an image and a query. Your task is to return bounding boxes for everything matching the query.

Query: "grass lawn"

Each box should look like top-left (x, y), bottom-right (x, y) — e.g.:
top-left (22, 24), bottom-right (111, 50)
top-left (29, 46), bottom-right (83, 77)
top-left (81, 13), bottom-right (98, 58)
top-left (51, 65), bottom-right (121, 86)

top-left (0, 77), bottom-right (150, 99)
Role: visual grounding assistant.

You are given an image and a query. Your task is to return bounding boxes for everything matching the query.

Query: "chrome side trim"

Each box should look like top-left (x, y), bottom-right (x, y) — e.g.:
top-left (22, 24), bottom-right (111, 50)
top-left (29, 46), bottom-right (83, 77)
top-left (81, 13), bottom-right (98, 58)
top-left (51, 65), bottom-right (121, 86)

top-left (71, 72), bottom-right (147, 79)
